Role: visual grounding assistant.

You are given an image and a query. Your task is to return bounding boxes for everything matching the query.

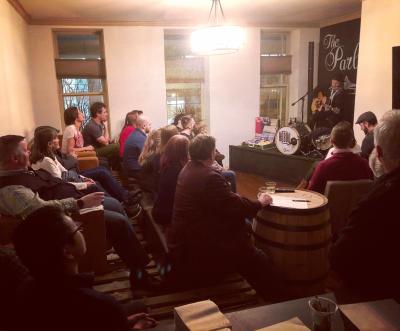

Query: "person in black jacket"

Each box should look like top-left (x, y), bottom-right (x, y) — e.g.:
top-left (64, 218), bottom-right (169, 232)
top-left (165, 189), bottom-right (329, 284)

top-left (330, 110), bottom-right (400, 301)
top-left (12, 206), bottom-right (157, 331)
top-left (167, 135), bottom-right (287, 301)
top-left (355, 111), bottom-right (378, 160)
top-left (310, 74), bottom-right (349, 131)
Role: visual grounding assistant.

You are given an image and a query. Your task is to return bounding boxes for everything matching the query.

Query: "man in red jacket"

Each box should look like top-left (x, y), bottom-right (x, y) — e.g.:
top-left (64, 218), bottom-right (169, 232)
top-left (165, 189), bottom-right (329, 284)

top-left (308, 121), bottom-right (374, 194)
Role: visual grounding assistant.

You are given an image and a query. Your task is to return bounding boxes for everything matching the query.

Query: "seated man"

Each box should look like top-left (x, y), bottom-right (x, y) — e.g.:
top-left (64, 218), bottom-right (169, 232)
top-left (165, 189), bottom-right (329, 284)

top-left (82, 102), bottom-right (120, 169)
top-left (167, 135), bottom-right (286, 301)
top-left (308, 121), bottom-right (373, 194)
top-left (13, 206), bottom-right (157, 331)
top-left (0, 135), bottom-right (156, 291)
top-left (355, 111), bottom-right (378, 160)
top-left (123, 115), bottom-right (151, 178)
top-left (330, 110), bottom-right (400, 301)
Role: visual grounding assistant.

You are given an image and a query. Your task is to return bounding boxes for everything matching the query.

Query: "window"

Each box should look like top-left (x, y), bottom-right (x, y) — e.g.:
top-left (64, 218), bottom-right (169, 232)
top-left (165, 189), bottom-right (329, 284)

top-left (164, 30), bottom-right (207, 124)
top-left (260, 32), bottom-right (290, 126)
top-left (53, 30), bottom-right (107, 128)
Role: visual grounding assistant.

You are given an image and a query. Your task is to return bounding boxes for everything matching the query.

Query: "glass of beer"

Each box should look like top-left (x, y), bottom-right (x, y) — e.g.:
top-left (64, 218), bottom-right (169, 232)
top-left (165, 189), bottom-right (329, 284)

top-left (265, 181), bottom-right (277, 194)
top-left (308, 297), bottom-right (338, 331)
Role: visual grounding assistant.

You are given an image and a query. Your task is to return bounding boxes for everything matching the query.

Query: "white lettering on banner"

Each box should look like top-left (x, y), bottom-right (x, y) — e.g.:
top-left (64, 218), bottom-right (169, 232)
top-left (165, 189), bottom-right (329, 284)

top-left (323, 33), bottom-right (359, 72)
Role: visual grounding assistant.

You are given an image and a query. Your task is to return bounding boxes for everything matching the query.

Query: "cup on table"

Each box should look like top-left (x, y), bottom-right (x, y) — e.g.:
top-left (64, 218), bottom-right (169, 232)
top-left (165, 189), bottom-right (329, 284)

top-left (308, 297), bottom-right (338, 331)
top-left (257, 186), bottom-right (268, 198)
top-left (265, 181), bottom-right (277, 194)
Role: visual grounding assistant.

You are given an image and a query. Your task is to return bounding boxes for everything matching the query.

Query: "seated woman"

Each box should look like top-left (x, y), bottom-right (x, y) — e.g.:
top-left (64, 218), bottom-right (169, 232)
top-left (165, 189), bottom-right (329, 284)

top-left (152, 135), bottom-right (189, 228)
top-left (119, 110), bottom-right (143, 158)
top-left (62, 107), bottom-right (95, 157)
top-left (138, 129), bottom-right (161, 196)
top-left (30, 128), bottom-right (96, 192)
top-left (31, 127), bottom-right (139, 211)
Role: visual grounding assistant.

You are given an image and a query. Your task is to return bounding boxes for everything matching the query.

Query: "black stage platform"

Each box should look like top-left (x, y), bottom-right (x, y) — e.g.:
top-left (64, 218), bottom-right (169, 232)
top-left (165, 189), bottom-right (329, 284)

top-left (229, 144), bottom-right (320, 185)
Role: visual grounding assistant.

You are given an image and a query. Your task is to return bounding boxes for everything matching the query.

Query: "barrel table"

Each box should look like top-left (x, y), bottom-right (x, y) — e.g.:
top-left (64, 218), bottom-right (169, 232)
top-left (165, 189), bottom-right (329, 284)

top-left (252, 189), bottom-right (331, 296)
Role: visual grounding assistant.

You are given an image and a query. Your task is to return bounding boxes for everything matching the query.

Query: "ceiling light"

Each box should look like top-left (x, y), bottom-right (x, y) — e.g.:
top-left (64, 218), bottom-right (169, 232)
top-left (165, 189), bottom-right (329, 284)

top-left (190, 0), bottom-right (244, 56)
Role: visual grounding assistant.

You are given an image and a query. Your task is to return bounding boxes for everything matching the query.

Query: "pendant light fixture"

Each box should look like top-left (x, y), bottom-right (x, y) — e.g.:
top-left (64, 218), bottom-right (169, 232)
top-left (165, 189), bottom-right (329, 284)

top-left (190, 0), bottom-right (245, 56)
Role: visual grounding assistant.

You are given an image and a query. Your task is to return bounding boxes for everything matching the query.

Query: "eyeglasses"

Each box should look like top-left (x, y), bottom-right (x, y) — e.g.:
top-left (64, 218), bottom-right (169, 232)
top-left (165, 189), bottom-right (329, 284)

top-left (69, 222), bottom-right (83, 238)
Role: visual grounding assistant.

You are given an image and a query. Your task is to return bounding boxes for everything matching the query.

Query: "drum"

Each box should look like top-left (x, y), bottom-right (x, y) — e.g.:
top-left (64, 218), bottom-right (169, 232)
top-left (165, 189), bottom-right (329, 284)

top-left (275, 123), bottom-right (311, 155)
top-left (313, 134), bottom-right (332, 151)
top-left (252, 189), bottom-right (331, 296)
top-left (311, 127), bottom-right (332, 151)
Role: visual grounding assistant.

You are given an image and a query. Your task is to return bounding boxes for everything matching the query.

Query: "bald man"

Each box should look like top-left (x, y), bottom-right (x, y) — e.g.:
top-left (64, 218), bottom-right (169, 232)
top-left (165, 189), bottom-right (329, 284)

top-left (123, 115), bottom-right (152, 178)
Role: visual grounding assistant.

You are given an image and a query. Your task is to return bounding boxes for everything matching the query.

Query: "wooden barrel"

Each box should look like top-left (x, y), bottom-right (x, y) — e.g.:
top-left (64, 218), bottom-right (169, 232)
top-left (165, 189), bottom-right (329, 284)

top-left (252, 189), bottom-right (331, 295)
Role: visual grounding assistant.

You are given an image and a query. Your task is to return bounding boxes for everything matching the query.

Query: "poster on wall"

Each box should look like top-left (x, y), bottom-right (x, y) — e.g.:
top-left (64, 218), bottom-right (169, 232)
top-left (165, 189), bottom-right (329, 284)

top-left (318, 18), bottom-right (361, 123)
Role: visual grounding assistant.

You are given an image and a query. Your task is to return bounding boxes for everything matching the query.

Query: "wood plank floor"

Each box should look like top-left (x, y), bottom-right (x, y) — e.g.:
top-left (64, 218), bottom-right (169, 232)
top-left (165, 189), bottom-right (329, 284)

top-left (93, 171), bottom-right (271, 320)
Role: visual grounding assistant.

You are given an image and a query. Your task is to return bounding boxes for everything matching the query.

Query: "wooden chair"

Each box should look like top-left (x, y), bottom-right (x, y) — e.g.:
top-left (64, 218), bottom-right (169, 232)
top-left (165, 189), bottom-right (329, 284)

top-left (324, 179), bottom-right (373, 236)
top-left (0, 210), bottom-right (110, 275)
top-left (58, 134), bottom-right (99, 171)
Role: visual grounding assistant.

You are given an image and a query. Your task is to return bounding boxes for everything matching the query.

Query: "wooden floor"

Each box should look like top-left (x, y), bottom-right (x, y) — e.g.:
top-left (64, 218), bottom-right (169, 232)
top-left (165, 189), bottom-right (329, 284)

top-left (93, 171), bottom-right (271, 320)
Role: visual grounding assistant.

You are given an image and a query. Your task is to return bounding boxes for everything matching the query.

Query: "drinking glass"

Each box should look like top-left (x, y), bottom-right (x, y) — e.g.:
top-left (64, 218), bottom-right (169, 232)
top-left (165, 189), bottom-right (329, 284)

top-left (265, 181), bottom-right (277, 194)
top-left (308, 297), bottom-right (338, 331)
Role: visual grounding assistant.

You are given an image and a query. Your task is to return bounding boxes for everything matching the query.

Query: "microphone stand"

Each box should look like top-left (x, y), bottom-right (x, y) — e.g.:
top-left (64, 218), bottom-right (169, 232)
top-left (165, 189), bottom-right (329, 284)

top-left (291, 88), bottom-right (315, 123)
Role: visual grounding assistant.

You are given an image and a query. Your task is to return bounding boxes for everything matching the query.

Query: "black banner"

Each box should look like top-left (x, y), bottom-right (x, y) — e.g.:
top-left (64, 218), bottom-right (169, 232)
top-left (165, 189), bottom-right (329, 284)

top-left (318, 19), bottom-right (360, 123)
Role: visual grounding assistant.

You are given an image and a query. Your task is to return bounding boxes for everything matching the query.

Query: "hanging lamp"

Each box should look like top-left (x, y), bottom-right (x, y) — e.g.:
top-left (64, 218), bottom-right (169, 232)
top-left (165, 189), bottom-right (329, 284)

top-left (190, 0), bottom-right (245, 56)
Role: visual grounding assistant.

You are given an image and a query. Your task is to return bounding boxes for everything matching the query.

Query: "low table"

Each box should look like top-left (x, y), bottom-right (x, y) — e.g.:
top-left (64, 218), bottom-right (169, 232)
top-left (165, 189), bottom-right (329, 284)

top-left (152, 293), bottom-right (400, 331)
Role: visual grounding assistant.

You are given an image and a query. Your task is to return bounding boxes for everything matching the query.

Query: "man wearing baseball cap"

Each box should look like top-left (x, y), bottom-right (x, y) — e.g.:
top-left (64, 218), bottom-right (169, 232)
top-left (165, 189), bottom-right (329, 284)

top-left (355, 111), bottom-right (378, 160)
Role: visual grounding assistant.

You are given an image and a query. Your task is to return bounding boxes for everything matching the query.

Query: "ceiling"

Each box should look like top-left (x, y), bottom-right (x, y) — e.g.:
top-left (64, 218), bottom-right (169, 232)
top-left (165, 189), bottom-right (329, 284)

top-left (18, 0), bottom-right (361, 26)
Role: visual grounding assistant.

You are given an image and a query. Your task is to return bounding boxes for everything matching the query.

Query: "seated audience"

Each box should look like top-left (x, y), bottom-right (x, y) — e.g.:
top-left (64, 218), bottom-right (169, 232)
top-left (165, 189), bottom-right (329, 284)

top-left (355, 111), bottom-right (378, 160)
top-left (138, 129), bottom-right (161, 195)
top-left (123, 115), bottom-right (152, 178)
top-left (119, 110), bottom-right (143, 158)
top-left (0, 135), bottom-right (157, 292)
top-left (330, 110), bottom-right (400, 301)
top-left (179, 115), bottom-right (195, 140)
top-left (32, 127), bottom-right (139, 212)
top-left (83, 102), bottom-right (120, 169)
top-left (167, 135), bottom-right (286, 301)
top-left (62, 106), bottom-right (95, 156)
top-left (152, 135), bottom-right (189, 227)
top-left (308, 121), bottom-right (373, 194)
top-left (13, 206), bottom-right (157, 331)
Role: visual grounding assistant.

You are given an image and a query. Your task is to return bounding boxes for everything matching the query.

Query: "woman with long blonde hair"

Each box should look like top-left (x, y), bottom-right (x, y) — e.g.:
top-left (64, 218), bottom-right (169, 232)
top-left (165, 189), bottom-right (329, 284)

top-left (138, 129), bottom-right (161, 195)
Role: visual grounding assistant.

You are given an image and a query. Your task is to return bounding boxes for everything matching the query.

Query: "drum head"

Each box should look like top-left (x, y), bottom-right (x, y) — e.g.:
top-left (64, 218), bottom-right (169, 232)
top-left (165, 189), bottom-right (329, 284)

top-left (276, 127), bottom-right (301, 155)
top-left (313, 134), bottom-right (332, 151)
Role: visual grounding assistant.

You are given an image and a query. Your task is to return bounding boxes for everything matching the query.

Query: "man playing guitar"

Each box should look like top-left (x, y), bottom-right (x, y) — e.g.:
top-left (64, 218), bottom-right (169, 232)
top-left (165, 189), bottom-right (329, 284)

top-left (310, 73), bottom-right (347, 131)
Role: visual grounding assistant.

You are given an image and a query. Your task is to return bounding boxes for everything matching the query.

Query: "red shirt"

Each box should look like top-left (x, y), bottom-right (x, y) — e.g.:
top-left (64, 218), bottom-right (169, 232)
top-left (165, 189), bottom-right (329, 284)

top-left (119, 126), bottom-right (135, 157)
top-left (308, 152), bottom-right (374, 194)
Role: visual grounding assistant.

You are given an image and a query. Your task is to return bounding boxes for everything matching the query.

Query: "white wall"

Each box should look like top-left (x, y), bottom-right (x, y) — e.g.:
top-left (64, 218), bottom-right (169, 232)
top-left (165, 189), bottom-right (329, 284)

top-left (289, 28), bottom-right (320, 122)
top-left (0, 0), bottom-right (35, 137)
top-left (27, 24), bottom-right (317, 163)
top-left (208, 28), bottom-right (260, 161)
top-left (354, 0), bottom-right (400, 143)
top-left (104, 27), bottom-right (167, 136)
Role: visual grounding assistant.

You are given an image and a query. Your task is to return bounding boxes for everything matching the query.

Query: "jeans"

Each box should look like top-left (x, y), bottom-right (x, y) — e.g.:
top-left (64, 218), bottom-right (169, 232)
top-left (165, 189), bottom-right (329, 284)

top-left (103, 197), bottom-right (149, 271)
top-left (221, 170), bottom-right (237, 193)
top-left (96, 144), bottom-right (120, 170)
top-left (81, 166), bottom-right (127, 202)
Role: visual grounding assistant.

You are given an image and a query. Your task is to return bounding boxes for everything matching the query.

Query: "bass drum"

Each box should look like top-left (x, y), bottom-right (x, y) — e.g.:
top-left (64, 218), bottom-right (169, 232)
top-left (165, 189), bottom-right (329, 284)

top-left (276, 124), bottom-right (311, 155)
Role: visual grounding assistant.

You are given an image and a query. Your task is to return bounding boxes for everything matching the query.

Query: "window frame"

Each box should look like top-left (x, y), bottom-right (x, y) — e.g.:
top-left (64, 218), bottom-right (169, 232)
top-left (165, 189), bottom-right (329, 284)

top-left (260, 31), bottom-right (290, 126)
top-left (53, 29), bottom-right (110, 132)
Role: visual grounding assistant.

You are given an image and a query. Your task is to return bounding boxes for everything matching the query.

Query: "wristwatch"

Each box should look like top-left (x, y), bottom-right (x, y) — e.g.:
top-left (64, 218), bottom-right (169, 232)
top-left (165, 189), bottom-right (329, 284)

top-left (77, 199), bottom-right (84, 210)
